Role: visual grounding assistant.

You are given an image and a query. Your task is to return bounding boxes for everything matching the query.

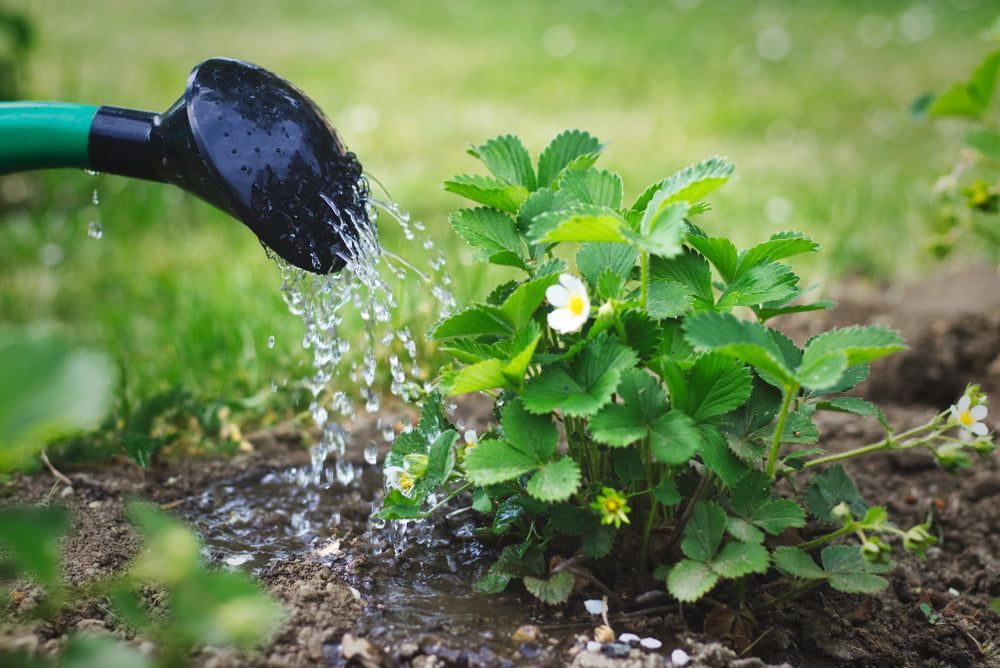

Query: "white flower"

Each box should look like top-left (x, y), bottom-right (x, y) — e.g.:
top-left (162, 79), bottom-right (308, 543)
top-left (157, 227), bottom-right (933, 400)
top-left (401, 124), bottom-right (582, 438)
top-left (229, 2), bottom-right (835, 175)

top-left (384, 466), bottom-right (416, 497)
top-left (670, 648), bottom-right (691, 665)
top-left (950, 394), bottom-right (989, 440)
top-left (583, 599), bottom-right (604, 615)
top-left (546, 273), bottom-right (590, 334)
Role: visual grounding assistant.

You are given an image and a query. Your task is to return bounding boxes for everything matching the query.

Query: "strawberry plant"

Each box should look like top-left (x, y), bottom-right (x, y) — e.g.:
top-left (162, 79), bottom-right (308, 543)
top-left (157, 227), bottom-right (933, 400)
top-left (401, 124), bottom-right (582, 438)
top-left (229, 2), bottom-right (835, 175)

top-left (376, 131), bottom-right (996, 610)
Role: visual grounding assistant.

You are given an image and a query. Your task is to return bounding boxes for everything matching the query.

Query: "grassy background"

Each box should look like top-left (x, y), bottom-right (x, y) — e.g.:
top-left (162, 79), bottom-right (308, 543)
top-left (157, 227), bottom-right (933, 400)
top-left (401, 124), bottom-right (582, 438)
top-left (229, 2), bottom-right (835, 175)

top-left (0, 0), bottom-right (995, 415)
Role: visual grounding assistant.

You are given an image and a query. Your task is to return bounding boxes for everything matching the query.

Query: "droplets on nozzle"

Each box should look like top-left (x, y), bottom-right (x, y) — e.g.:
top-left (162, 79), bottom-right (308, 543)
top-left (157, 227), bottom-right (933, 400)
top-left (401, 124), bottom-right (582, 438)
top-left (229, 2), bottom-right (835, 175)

top-left (274, 184), bottom-right (455, 487)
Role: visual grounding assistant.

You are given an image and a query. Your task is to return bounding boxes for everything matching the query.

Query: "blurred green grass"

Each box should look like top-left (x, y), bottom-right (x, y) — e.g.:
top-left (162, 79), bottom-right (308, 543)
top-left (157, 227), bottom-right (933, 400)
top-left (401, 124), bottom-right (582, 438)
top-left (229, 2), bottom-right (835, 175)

top-left (0, 0), bottom-right (995, 412)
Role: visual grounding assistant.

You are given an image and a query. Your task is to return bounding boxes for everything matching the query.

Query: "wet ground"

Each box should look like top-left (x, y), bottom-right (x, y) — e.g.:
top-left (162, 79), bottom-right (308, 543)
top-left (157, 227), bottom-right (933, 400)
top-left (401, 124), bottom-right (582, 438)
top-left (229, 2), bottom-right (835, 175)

top-left (2, 267), bottom-right (999, 667)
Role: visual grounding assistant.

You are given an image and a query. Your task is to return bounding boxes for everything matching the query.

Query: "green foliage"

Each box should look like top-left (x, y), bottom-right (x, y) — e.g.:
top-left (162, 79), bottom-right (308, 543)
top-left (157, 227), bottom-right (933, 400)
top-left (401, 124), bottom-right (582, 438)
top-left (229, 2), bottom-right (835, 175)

top-left (378, 130), bottom-right (992, 611)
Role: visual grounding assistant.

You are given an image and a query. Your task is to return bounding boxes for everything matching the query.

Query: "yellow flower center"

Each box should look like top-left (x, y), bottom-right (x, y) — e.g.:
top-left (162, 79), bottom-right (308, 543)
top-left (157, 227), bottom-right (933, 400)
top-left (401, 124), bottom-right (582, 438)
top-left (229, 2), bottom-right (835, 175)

top-left (603, 498), bottom-right (620, 514)
top-left (568, 295), bottom-right (586, 316)
top-left (400, 473), bottom-right (414, 492)
top-left (959, 409), bottom-right (974, 427)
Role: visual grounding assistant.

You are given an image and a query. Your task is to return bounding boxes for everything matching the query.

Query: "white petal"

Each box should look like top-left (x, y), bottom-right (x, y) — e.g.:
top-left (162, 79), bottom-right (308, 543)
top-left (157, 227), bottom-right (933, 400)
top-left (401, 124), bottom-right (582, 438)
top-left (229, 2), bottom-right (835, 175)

top-left (583, 599), bottom-right (604, 615)
top-left (670, 648), bottom-right (691, 665)
top-left (971, 422), bottom-right (989, 436)
top-left (971, 405), bottom-right (988, 421)
top-left (560, 273), bottom-right (587, 296)
top-left (959, 429), bottom-right (973, 442)
top-left (958, 395), bottom-right (971, 411)
top-left (548, 308), bottom-right (584, 334)
top-left (546, 284), bottom-right (570, 307)
top-left (640, 637), bottom-right (663, 649)
top-left (950, 406), bottom-right (960, 420)
top-left (463, 429), bottom-right (478, 444)
top-left (619, 633), bottom-right (640, 643)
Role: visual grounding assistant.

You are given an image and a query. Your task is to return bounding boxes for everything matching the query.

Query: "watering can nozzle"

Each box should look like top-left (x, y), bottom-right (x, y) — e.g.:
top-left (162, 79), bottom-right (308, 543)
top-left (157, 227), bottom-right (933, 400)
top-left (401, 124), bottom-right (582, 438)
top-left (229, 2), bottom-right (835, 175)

top-left (0, 58), bottom-right (368, 274)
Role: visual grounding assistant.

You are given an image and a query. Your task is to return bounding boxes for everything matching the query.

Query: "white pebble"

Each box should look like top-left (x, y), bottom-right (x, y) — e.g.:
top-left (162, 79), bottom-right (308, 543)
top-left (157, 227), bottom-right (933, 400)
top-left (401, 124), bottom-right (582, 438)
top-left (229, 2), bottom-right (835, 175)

top-left (640, 637), bottom-right (663, 650)
top-left (586, 640), bottom-right (602, 652)
top-left (671, 648), bottom-right (691, 665)
top-left (584, 599), bottom-right (604, 615)
top-left (619, 633), bottom-right (640, 644)
top-left (948, 587), bottom-right (960, 597)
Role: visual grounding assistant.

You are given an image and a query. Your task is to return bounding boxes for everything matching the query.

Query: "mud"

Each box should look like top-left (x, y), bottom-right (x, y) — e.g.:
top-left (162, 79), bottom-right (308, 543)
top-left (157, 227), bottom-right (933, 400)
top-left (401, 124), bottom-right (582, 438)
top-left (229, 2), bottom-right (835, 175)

top-left (1, 267), bottom-right (999, 667)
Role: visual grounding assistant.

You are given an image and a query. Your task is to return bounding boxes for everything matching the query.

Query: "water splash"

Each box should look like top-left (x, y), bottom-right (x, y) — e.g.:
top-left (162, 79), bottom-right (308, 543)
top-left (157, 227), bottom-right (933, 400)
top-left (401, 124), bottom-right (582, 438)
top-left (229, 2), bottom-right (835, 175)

top-left (272, 181), bottom-right (454, 487)
top-left (87, 222), bottom-right (103, 240)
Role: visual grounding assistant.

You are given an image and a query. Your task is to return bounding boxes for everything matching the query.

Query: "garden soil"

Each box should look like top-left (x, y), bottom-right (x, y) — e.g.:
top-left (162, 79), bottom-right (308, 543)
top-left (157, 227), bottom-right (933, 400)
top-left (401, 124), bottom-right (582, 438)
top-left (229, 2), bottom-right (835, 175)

top-left (2, 266), bottom-right (999, 667)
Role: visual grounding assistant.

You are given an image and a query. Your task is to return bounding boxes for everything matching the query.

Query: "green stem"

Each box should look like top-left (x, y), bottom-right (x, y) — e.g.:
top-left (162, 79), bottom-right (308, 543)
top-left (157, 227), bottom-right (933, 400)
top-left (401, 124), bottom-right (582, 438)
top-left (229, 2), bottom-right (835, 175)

top-left (639, 251), bottom-right (650, 309)
top-left (796, 524), bottom-right (852, 551)
top-left (766, 384), bottom-right (798, 478)
top-left (422, 482), bottom-right (473, 517)
top-left (803, 432), bottom-right (938, 469)
top-left (641, 495), bottom-right (658, 568)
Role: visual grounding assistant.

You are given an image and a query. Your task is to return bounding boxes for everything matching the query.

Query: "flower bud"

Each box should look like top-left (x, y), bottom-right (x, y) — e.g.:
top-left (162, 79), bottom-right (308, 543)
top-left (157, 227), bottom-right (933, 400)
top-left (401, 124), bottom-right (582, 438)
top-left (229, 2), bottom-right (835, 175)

top-left (402, 453), bottom-right (429, 477)
top-left (903, 524), bottom-right (936, 556)
top-left (861, 536), bottom-right (891, 565)
top-left (594, 625), bottom-right (615, 644)
top-left (831, 502), bottom-right (852, 522)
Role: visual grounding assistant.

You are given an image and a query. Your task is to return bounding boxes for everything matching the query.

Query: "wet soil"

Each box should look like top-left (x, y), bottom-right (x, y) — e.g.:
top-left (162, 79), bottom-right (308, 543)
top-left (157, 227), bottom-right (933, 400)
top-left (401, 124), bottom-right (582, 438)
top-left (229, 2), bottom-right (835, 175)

top-left (2, 267), bottom-right (999, 667)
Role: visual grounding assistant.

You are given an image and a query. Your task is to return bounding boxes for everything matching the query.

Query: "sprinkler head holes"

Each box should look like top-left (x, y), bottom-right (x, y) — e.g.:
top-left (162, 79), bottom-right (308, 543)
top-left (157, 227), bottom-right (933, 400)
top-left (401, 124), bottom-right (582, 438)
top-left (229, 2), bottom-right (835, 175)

top-left (89, 58), bottom-right (369, 273)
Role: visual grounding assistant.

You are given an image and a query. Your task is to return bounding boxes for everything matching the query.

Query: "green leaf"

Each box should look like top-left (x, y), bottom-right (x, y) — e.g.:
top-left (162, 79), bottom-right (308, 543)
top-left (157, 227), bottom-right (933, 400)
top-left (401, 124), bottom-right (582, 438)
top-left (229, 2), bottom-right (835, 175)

top-left (757, 410), bottom-right (819, 445)
top-left (430, 304), bottom-right (513, 340)
top-left (443, 174), bottom-right (530, 213)
top-left (772, 547), bottom-right (826, 580)
top-left (965, 127), bottom-right (1000, 162)
top-left (596, 269), bottom-right (625, 300)
top-left (652, 478), bottom-right (681, 506)
top-left (61, 635), bottom-right (153, 668)
top-left (527, 457), bottom-right (581, 502)
top-left (558, 167), bottom-right (623, 208)
top-left (501, 398), bottom-right (558, 461)
top-left (582, 524), bottom-right (616, 558)
top-left (612, 447), bottom-right (646, 482)
top-left (711, 542), bottom-right (769, 578)
top-left (449, 208), bottom-right (526, 268)
top-left (464, 438), bottom-right (538, 485)
top-left (719, 381), bottom-right (781, 461)
top-left (424, 430), bottom-right (458, 487)
top-left (801, 326), bottom-right (906, 369)
top-left (446, 358), bottom-right (509, 395)
top-left (805, 464), bottom-right (867, 523)
top-left (523, 571), bottom-right (575, 604)
top-left (647, 279), bottom-right (693, 319)
top-left (589, 368), bottom-right (667, 447)
top-left (468, 134), bottom-right (536, 189)
top-left (726, 517), bottom-right (765, 544)
top-left (927, 83), bottom-right (980, 118)
top-left (681, 501), bottom-right (727, 562)
top-left (649, 410), bottom-right (703, 465)
top-left (501, 274), bottom-right (560, 330)
top-left (576, 243), bottom-right (637, 286)
top-left (687, 235), bottom-right (738, 282)
top-left (631, 156), bottom-right (735, 214)
top-left (815, 396), bottom-right (888, 430)
top-left (472, 488), bottom-right (493, 513)
top-left (529, 205), bottom-right (628, 244)
top-left (736, 233), bottom-right (819, 277)
top-left (730, 471), bottom-right (806, 535)
top-left (0, 330), bottom-right (113, 472)
top-left (756, 299), bottom-right (837, 323)
top-left (0, 506), bottom-right (70, 590)
top-left (537, 129), bottom-right (603, 187)
top-left (549, 503), bottom-right (594, 535)
top-left (699, 424), bottom-right (751, 488)
top-left (969, 50), bottom-right (1000, 109)
top-left (652, 249), bottom-right (714, 309)
top-left (684, 353), bottom-right (752, 422)
top-left (667, 559), bottom-right (719, 602)
top-left (523, 333), bottom-right (638, 417)
top-left (517, 187), bottom-right (580, 235)
top-left (717, 262), bottom-right (800, 309)
top-left (474, 571), bottom-right (512, 594)
top-left (684, 312), bottom-right (796, 386)
top-left (376, 498), bottom-right (426, 520)
top-left (821, 545), bottom-right (889, 594)
top-left (805, 363), bottom-right (870, 397)
top-left (623, 199), bottom-right (688, 257)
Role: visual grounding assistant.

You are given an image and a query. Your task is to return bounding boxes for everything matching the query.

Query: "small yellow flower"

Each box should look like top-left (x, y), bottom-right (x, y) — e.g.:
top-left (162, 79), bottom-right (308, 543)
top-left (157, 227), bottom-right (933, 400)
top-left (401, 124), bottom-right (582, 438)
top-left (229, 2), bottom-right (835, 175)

top-left (546, 274), bottom-right (591, 334)
top-left (384, 467), bottom-right (416, 497)
top-left (591, 487), bottom-right (631, 528)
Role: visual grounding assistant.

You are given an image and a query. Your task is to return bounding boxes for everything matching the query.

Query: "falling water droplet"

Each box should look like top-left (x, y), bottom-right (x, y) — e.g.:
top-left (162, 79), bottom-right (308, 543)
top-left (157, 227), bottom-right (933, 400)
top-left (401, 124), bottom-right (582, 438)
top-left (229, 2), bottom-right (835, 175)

top-left (91, 189), bottom-right (99, 205)
top-left (87, 222), bottom-right (103, 239)
top-left (83, 168), bottom-right (99, 176)
top-left (364, 441), bottom-right (378, 465)
top-left (267, 335), bottom-right (276, 349)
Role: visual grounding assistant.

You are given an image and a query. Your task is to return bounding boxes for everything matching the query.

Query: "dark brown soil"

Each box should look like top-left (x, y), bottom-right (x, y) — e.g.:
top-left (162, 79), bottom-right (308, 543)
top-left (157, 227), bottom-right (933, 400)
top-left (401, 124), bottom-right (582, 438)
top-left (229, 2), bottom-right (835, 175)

top-left (2, 267), bottom-right (999, 667)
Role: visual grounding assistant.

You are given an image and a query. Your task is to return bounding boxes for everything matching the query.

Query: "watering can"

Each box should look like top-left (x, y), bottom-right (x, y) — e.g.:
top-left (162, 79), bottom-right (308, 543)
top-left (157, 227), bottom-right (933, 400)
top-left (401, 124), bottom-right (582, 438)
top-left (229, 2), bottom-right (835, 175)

top-left (0, 57), bottom-right (366, 274)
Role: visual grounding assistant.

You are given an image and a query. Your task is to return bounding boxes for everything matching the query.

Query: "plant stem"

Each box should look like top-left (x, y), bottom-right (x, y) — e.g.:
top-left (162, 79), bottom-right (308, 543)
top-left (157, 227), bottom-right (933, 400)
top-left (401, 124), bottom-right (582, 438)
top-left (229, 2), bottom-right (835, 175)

top-left (639, 251), bottom-right (650, 309)
top-left (766, 384), bottom-right (798, 478)
top-left (795, 524), bottom-right (853, 551)
top-left (803, 433), bottom-right (938, 469)
top-left (422, 482), bottom-right (473, 517)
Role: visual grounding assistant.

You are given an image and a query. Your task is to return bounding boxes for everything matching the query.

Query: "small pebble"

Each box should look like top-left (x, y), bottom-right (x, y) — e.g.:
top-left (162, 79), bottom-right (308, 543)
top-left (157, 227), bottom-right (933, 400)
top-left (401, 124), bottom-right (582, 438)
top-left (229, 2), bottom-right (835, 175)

top-left (640, 637), bottom-right (663, 650)
top-left (59, 486), bottom-right (74, 498)
top-left (619, 632), bottom-right (640, 644)
top-left (586, 641), bottom-right (601, 652)
top-left (512, 625), bottom-right (541, 644)
top-left (87, 500), bottom-right (102, 509)
top-left (671, 648), bottom-right (691, 665)
top-left (948, 587), bottom-right (960, 597)
top-left (584, 599), bottom-right (604, 615)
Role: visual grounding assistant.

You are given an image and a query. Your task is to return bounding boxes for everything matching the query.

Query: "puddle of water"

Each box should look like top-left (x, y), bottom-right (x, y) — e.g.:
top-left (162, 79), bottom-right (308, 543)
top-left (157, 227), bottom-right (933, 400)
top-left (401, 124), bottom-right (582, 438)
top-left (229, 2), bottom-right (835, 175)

top-left (186, 466), bottom-right (551, 657)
